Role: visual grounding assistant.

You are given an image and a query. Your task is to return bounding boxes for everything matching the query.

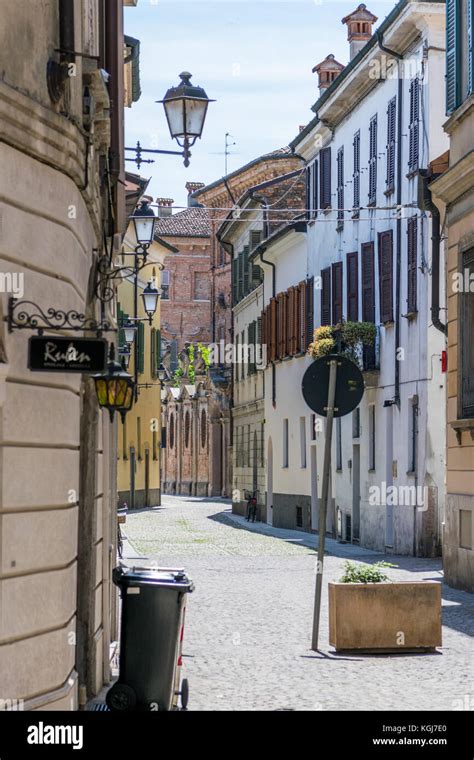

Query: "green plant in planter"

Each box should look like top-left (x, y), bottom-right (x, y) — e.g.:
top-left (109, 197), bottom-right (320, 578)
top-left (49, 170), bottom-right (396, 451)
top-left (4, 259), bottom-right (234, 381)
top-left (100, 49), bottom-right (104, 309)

top-left (339, 560), bottom-right (398, 583)
top-left (307, 321), bottom-right (377, 361)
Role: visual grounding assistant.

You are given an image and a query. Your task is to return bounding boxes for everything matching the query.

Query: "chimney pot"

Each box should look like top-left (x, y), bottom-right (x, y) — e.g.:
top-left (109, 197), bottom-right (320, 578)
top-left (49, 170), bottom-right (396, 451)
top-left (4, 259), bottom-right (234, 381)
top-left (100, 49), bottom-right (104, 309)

top-left (341, 4), bottom-right (378, 60)
top-left (312, 54), bottom-right (345, 94)
top-left (156, 197), bottom-right (174, 218)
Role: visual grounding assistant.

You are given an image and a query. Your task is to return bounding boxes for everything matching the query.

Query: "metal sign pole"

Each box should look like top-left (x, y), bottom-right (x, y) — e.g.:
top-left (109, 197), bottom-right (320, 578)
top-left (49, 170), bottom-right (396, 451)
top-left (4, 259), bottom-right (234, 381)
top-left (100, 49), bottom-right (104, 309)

top-left (311, 358), bottom-right (338, 651)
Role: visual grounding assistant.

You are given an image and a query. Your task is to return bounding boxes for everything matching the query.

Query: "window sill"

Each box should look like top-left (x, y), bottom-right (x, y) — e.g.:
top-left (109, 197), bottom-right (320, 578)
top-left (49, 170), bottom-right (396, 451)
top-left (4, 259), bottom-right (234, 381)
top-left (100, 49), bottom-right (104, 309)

top-left (384, 186), bottom-right (395, 197)
top-left (367, 201), bottom-right (376, 209)
top-left (402, 310), bottom-right (418, 321)
top-left (406, 169), bottom-right (419, 180)
top-left (381, 320), bottom-right (395, 327)
top-left (368, 468), bottom-right (376, 473)
top-left (450, 418), bottom-right (474, 444)
top-left (352, 210), bottom-right (360, 220)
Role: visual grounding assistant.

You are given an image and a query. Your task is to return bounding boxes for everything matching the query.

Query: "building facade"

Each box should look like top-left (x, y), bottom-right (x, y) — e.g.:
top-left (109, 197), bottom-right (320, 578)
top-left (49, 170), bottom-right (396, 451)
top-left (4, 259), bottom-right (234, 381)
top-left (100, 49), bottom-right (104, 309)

top-left (117, 182), bottom-right (170, 509)
top-left (218, 168), bottom-right (307, 518)
top-left (262, 0), bottom-right (448, 557)
top-left (431, 0), bottom-right (474, 591)
top-left (0, 0), bottom-right (139, 708)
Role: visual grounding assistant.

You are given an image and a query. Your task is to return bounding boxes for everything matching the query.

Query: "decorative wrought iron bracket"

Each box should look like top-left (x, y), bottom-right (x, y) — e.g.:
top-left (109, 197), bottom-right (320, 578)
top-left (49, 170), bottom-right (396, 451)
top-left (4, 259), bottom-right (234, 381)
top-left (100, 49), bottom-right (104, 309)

top-left (6, 298), bottom-right (116, 336)
top-left (95, 254), bottom-right (164, 304)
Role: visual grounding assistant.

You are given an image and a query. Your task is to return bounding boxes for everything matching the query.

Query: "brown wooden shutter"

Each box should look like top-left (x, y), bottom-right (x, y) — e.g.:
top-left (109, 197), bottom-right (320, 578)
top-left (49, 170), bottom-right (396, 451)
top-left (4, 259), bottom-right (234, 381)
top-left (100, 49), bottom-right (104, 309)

top-left (407, 216), bottom-right (418, 313)
top-left (378, 230), bottom-right (394, 323)
top-left (298, 281), bottom-right (307, 351)
top-left (306, 277), bottom-right (314, 349)
top-left (346, 251), bottom-right (359, 322)
top-left (321, 267), bottom-right (331, 326)
top-left (261, 308), bottom-right (267, 350)
top-left (332, 262), bottom-right (343, 325)
top-left (295, 285), bottom-right (302, 352)
top-left (269, 298), bottom-right (277, 361)
top-left (320, 147), bottom-right (331, 209)
top-left (288, 287), bottom-right (295, 355)
top-left (361, 242), bottom-right (375, 323)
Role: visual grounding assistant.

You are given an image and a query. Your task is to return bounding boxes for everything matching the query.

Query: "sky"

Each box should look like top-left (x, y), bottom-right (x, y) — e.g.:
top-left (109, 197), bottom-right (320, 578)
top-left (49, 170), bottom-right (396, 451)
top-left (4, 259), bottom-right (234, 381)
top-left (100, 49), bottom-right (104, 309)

top-left (124, 0), bottom-right (397, 209)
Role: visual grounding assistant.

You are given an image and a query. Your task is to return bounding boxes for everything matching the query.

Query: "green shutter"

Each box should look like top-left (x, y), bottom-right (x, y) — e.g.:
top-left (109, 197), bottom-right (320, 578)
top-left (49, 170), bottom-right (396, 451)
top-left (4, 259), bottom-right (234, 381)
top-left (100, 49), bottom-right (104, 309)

top-left (151, 328), bottom-right (156, 377)
top-left (252, 264), bottom-right (263, 289)
top-left (243, 246), bottom-right (250, 296)
top-left (137, 321), bottom-right (145, 374)
top-left (446, 0), bottom-right (462, 114)
top-left (156, 329), bottom-right (161, 374)
top-left (238, 251), bottom-right (244, 301)
top-left (232, 257), bottom-right (238, 304)
top-left (469, 0), bottom-right (474, 95)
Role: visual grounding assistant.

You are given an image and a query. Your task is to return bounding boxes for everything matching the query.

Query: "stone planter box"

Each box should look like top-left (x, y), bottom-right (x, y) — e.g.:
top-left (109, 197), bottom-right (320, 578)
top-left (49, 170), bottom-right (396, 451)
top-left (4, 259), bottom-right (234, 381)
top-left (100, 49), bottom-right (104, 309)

top-left (328, 582), bottom-right (442, 652)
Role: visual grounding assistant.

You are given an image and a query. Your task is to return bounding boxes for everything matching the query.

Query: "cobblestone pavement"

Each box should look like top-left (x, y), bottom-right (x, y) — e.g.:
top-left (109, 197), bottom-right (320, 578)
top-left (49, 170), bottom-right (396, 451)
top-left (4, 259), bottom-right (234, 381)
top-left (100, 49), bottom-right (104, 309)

top-left (124, 496), bottom-right (474, 712)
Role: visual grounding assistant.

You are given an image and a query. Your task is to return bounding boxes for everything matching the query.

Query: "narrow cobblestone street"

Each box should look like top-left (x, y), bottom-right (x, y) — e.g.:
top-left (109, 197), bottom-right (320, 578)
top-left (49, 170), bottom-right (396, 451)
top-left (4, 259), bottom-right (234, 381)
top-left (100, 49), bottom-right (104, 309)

top-left (124, 496), bottom-right (474, 712)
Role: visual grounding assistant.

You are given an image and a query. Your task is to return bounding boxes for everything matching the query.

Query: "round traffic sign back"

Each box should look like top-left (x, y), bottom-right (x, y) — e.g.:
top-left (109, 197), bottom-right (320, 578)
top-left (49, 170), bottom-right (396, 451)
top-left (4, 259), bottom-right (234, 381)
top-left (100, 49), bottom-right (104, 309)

top-left (302, 354), bottom-right (364, 417)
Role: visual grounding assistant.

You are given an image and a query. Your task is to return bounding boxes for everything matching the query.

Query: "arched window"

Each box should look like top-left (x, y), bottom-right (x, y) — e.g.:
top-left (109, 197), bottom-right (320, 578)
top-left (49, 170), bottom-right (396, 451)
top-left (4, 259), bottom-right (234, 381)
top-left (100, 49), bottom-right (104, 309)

top-left (185, 411), bottom-right (191, 448)
top-left (169, 413), bottom-right (175, 449)
top-left (201, 409), bottom-right (207, 449)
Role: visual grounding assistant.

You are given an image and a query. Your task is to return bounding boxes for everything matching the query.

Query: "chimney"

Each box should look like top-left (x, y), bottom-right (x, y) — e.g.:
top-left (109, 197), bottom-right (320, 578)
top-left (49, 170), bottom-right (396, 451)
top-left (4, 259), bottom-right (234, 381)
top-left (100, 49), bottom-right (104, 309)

top-left (156, 198), bottom-right (174, 218)
top-left (341, 4), bottom-right (378, 61)
top-left (185, 181), bottom-right (205, 207)
top-left (312, 54), bottom-right (345, 94)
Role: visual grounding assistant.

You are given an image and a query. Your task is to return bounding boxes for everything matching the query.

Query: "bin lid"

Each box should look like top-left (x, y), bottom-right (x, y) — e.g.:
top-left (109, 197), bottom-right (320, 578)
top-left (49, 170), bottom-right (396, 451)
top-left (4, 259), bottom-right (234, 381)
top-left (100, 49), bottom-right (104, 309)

top-left (113, 564), bottom-right (194, 592)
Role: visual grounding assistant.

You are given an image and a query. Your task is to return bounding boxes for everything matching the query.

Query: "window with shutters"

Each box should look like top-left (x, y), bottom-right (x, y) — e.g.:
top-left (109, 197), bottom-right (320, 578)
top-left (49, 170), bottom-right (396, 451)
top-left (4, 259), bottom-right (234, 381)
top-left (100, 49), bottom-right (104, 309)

top-left (306, 278), bottom-right (314, 349)
top-left (311, 161), bottom-right (318, 219)
top-left (337, 147), bottom-right (344, 230)
top-left (137, 321), bottom-right (145, 374)
top-left (361, 243), bottom-right (375, 323)
top-left (386, 97), bottom-right (396, 194)
top-left (446, 0), bottom-right (462, 113)
top-left (232, 257), bottom-right (238, 305)
top-left (306, 165), bottom-right (312, 221)
top-left (151, 328), bottom-right (156, 376)
top-left (332, 262), bottom-right (343, 325)
top-left (287, 287), bottom-right (296, 356)
top-left (346, 252), bottom-right (359, 322)
top-left (238, 251), bottom-right (244, 301)
top-left (353, 130), bottom-right (360, 215)
top-left (320, 147), bottom-right (332, 210)
top-left (407, 216), bottom-right (418, 315)
top-left (321, 268), bottom-right (331, 326)
top-left (161, 270), bottom-right (170, 299)
top-left (242, 246), bottom-right (250, 296)
top-left (460, 248), bottom-right (474, 418)
top-left (250, 229), bottom-right (262, 251)
top-left (368, 115), bottom-right (377, 206)
top-left (408, 79), bottom-right (420, 173)
top-left (378, 230), bottom-right (394, 324)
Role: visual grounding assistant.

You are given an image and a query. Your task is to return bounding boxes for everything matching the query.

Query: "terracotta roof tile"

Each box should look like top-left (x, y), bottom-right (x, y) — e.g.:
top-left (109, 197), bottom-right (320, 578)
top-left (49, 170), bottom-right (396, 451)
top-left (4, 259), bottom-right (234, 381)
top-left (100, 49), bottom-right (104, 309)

top-left (154, 207), bottom-right (210, 238)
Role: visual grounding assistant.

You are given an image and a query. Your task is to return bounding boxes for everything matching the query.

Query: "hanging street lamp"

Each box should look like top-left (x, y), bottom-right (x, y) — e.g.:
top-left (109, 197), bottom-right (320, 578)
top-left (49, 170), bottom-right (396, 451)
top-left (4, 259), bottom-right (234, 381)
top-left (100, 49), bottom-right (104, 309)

top-left (141, 280), bottom-right (161, 324)
top-left (131, 200), bottom-right (156, 249)
top-left (93, 344), bottom-right (135, 422)
top-left (122, 319), bottom-right (138, 345)
top-left (125, 72), bottom-right (214, 170)
top-left (158, 72), bottom-right (215, 167)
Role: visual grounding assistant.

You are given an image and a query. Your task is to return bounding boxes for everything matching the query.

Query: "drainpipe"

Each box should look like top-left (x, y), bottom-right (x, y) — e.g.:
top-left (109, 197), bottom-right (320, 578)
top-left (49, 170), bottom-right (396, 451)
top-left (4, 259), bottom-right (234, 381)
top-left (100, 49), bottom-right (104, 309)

top-left (376, 32), bottom-right (403, 406)
top-left (421, 176), bottom-right (447, 334)
top-left (252, 194), bottom-right (277, 406)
